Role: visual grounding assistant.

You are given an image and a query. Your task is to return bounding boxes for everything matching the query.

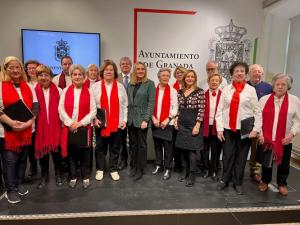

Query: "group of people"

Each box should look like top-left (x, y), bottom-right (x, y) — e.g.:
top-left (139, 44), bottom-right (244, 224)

top-left (0, 55), bottom-right (299, 205)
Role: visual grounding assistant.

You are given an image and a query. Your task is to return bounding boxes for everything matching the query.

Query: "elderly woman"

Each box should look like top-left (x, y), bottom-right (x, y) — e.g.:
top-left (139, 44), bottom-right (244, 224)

top-left (202, 73), bottom-right (223, 180)
top-left (25, 60), bottom-right (40, 178)
top-left (91, 60), bottom-right (128, 181)
top-left (59, 64), bottom-right (96, 189)
top-left (216, 62), bottom-right (262, 194)
top-left (173, 66), bottom-right (187, 91)
top-left (84, 64), bottom-right (100, 88)
top-left (247, 64), bottom-right (272, 183)
top-left (175, 70), bottom-right (205, 187)
top-left (152, 68), bottom-right (178, 180)
top-left (0, 56), bottom-right (38, 204)
top-left (127, 62), bottom-right (155, 181)
top-left (34, 65), bottom-right (63, 189)
top-left (258, 74), bottom-right (300, 196)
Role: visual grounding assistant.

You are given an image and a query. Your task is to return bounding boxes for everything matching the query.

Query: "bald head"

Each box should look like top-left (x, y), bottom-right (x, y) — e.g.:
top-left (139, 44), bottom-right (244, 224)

top-left (206, 61), bottom-right (218, 76)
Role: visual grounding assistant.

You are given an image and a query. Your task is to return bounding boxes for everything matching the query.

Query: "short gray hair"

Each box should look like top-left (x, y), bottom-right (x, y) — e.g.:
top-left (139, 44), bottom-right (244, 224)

top-left (119, 56), bottom-right (132, 66)
top-left (272, 73), bottom-right (293, 90)
top-left (249, 64), bottom-right (264, 75)
top-left (69, 64), bottom-right (85, 77)
top-left (157, 68), bottom-right (171, 78)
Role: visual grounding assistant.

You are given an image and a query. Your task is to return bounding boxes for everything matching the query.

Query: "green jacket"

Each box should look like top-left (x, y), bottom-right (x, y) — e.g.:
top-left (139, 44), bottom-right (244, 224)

top-left (127, 79), bottom-right (156, 128)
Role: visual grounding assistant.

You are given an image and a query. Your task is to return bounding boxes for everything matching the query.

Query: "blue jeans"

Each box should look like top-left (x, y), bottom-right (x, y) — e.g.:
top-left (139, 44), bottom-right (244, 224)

top-left (0, 138), bottom-right (28, 192)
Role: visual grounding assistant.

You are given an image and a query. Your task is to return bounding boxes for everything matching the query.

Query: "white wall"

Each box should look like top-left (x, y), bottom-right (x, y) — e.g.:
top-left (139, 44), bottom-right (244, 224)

top-left (0, 0), bottom-right (264, 75)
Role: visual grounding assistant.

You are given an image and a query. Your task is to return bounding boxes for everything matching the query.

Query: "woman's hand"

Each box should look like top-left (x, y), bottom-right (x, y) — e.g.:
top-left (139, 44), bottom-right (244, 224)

top-left (141, 121), bottom-right (148, 129)
top-left (249, 130), bottom-right (258, 139)
top-left (282, 133), bottom-right (294, 145)
top-left (192, 122), bottom-right (200, 136)
top-left (69, 121), bottom-right (83, 133)
top-left (160, 118), bottom-right (169, 130)
top-left (94, 118), bottom-right (102, 128)
top-left (217, 131), bottom-right (225, 142)
top-left (12, 121), bottom-right (27, 131)
top-left (121, 121), bottom-right (127, 130)
top-left (258, 135), bottom-right (264, 145)
top-left (174, 117), bottom-right (178, 130)
top-left (152, 116), bottom-right (159, 128)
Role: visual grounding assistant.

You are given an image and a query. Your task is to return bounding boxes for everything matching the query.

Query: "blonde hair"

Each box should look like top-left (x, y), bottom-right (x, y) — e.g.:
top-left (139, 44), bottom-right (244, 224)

top-left (173, 66), bottom-right (187, 79)
top-left (86, 64), bottom-right (99, 78)
top-left (182, 69), bottom-right (199, 90)
top-left (69, 64), bottom-right (85, 77)
top-left (36, 64), bottom-right (52, 76)
top-left (1, 56), bottom-right (27, 82)
top-left (130, 61), bottom-right (148, 84)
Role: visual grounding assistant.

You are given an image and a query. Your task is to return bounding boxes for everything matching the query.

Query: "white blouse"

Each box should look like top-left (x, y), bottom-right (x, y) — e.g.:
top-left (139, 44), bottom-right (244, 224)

top-left (259, 93), bottom-right (300, 141)
top-left (155, 85), bottom-right (178, 125)
top-left (58, 86), bottom-right (96, 127)
top-left (215, 83), bottom-right (262, 133)
top-left (90, 80), bottom-right (128, 127)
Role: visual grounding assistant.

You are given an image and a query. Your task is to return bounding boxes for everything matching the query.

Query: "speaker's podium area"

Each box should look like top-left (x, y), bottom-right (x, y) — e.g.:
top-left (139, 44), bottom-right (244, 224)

top-left (0, 160), bottom-right (300, 225)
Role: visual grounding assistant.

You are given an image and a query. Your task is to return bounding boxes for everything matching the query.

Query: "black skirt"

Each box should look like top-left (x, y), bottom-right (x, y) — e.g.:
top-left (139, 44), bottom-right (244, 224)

top-left (175, 108), bottom-right (203, 151)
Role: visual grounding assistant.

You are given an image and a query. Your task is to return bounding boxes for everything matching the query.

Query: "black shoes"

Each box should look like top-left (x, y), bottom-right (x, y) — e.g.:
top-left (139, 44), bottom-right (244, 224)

top-left (162, 169), bottom-right (171, 180)
top-left (17, 185), bottom-right (29, 196)
top-left (37, 176), bottom-right (49, 189)
top-left (56, 177), bottom-right (63, 187)
top-left (178, 170), bottom-right (188, 182)
top-left (5, 191), bottom-right (21, 204)
top-left (216, 181), bottom-right (228, 191)
top-left (118, 160), bottom-right (128, 171)
top-left (202, 170), bottom-right (210, 178)
top-left (211, 172), bottom-right (219, 181)
top-left (128, 167), bottom-right (137, 177)
top-left (185, 173), bottom-right (196, 187)
top-left (133, 170), bottom-right (143, 181)
top-left (152, 166), bottom-right (163, 175)
top-left (233, 185), bottom-right (244, 195)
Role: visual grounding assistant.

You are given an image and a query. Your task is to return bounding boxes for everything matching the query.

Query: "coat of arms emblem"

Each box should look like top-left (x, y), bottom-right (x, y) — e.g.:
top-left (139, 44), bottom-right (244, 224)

top-left (209, 19), bottom-right (251, 82)
top-left (55, 39), bottom-right (70, 62)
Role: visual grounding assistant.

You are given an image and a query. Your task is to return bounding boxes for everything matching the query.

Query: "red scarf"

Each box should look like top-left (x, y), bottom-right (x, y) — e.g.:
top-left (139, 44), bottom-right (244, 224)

top-left (173, 81), bottom-right (180, 91)
top-left (61, 85), bottom-right (91, 158)
top-left (262, 93), bottom-right (288, 165)
top-left (2, 81), bottom-right (33, 152)
top-left (229, 81), bottom-right (246, 132)
top-left (34, 83), bottom-right (61, 159)
top-left (100, 80), bottom-right (119, 137)
top-left (153, 84), bottom-right (171, 123)
top-left (203, 89), bottom-right (221, 137)
top-left (58, 72), bottom-right (66, 89)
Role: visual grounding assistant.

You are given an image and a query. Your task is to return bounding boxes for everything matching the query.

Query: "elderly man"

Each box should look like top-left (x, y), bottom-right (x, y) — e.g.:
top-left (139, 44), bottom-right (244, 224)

top-left (117, 56), bottom-right (132, 170)
top-left (247, 64), bottom-right (272, 182)
top-left (199, 61), bottom-right (228, 91)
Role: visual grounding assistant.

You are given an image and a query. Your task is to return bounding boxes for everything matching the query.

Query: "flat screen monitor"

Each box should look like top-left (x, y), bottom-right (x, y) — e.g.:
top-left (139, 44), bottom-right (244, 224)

top-left (21, 29), bottom-right (101, 74)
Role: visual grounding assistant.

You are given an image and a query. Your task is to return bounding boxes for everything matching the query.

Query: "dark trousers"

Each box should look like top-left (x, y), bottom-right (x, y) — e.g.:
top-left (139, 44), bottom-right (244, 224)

top-left (262, 144), bottom-right (292, 186)
top-left (153, 137), bottom-right (173, 169)
top-left (202, 125), bottom-right (222, 173)
top-left (28, 132), bottom-right (37, 173)
top-left (0, 147), bottom-right (3, 188)
top-left (0, 138), bottom-right (28, 192)
top-left (128, 125), bottom-right (148, 170)
top-left (39, 150), bottom-right (62, 178)
top-left (173, 130), bottom-right (182, 170)
top-left (222, 129), bottom-right (251, 186)
top-left (68, 146), bottom-right (90, 180)
top-left (181, 150), bottom-right (197, 174)
top-left (95, 129), bottom-right (120, 172)
top-left (119, 127), bottom-right (128, 163)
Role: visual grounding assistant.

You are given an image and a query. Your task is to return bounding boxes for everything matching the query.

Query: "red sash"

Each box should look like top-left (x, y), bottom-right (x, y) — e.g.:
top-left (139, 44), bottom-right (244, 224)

top-left (58, 72), bottom-right (66, 89)
top-left (2, 81), bottom-right (33, 152)
top-left (153, 84), bottom-right (171, 122)
top-left (173, 81), bottom-right (180, 92)
top-left (203, 89), bottom-right (221, 137)
top-left (229, 81), bottom-right (246, 132)
top-left (262, 93), bottom-right (288, 165)
top-left (100, 80), bottom-right (119, 137)
top-left (35, 83), bottom-right (61, 159)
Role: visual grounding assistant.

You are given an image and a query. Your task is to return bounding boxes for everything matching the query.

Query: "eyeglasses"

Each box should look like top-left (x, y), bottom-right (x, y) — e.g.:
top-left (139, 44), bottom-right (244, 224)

top-left (7, 66), bottom-right (22, 71)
